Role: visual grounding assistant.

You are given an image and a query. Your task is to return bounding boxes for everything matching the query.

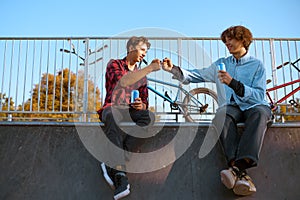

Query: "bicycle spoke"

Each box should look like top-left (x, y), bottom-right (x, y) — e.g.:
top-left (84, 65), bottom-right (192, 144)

top-left (182, 88), bottom-right (218, 122)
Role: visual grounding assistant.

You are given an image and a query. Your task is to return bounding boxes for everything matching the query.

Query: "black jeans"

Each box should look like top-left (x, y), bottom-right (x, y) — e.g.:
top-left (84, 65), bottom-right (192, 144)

top-left (212, 105), bottom-right (272, 169)
top-left (100, 106), bottom-right (155, 171)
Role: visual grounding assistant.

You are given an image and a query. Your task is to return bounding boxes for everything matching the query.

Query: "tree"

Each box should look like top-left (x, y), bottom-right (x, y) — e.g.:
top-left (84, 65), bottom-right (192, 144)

top-left (18, 68), bottom-right (101, 121)
top-left (0, 93), bottom-right (15, 121)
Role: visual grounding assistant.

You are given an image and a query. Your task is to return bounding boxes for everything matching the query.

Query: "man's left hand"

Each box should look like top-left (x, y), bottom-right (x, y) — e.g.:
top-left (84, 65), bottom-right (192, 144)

top-left (131, 97), bottom-right (145, 110)
top-left (218, 70), bottom-right (232, 85)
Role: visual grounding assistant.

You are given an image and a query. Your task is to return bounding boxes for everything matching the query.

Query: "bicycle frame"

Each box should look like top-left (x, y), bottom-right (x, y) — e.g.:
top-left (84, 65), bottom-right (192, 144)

top-left (147, 77), bottom-right (205, 112)
top-left (267, 58), bottom-right (300, 110)
top-left (141, 59), bottom-right (206, 112)
top-left (266, 79), bottom-right (300, 106)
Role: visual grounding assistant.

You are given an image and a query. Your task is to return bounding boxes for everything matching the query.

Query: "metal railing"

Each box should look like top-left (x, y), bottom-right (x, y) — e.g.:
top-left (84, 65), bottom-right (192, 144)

top-left (0, 37), bottom-right (299, 122)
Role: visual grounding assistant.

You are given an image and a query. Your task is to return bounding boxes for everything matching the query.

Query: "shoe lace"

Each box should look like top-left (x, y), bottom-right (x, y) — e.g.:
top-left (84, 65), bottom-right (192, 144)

top-left (238, 170), bottom-right (251, 181)
top-left (231, 166), bottom-right (240, 176)
top-left (232, 166), bottom-right (248, 179)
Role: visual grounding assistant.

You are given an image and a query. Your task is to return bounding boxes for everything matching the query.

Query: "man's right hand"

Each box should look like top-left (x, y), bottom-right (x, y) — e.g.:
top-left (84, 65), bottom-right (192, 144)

top-left (149, 59), bottom-right (161, 72)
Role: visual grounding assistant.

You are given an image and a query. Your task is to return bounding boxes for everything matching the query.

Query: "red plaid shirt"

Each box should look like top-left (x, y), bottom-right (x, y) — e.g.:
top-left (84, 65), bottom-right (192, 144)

top-left (97, 57), bottom-right (149, 120)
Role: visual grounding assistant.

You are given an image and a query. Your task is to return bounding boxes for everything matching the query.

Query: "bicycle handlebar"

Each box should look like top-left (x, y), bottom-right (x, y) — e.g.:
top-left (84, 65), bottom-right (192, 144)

top-left (276, 58), bottom-right (300, 72)
top-left (276, 61), bottom-right (290, 69)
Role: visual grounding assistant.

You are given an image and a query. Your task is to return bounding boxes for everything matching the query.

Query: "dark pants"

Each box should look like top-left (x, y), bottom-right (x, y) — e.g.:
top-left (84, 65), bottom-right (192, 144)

top-left (100, 106), bottom-right (155, 171)
top-left (212, 105), bottom-right (272, 170)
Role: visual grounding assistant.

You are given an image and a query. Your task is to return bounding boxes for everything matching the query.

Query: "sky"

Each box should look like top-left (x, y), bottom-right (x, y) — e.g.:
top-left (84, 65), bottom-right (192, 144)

top-left (0, 0), bottom-right (299, 38)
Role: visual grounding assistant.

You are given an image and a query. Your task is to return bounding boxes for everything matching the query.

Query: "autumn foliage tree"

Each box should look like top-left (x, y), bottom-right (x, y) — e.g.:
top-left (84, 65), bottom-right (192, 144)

top-left (17, 68), bottom-right (101, 121)
top-left (0, 93), bottom-right (15, 120)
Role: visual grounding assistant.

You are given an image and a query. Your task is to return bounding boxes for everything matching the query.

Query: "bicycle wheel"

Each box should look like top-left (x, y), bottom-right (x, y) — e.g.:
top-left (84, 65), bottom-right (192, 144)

top-left (182, 87), bottom-right (218, 122)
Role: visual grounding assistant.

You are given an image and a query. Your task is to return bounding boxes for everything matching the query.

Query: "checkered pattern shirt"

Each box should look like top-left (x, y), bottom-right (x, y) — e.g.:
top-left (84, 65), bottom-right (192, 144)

top-left (97, 57), bottom-right (149, 120)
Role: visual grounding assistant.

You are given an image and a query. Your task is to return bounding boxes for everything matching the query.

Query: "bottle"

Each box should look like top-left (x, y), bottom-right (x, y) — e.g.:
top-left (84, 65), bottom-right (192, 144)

top-left (218, 63), bottom-right (226, 71)
top-left (131, 90), bottom-right (139, 103)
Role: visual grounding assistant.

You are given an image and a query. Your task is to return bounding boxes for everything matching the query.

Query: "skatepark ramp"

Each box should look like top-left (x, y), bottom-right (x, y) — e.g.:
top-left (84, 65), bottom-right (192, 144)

top-left (0, 122), bottom-right (299, 200)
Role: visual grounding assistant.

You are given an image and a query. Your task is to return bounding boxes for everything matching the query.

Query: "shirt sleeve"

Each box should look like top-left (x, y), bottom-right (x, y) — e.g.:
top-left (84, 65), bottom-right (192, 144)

top-left (172, 62), bottom-right (218, 84)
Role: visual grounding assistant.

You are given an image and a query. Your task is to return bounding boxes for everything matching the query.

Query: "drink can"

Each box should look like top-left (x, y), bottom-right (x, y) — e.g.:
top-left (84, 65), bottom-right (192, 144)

top-left (218, 63), bottom-right (226, 71)
top-left (131, 90), bottom-right (139, 103)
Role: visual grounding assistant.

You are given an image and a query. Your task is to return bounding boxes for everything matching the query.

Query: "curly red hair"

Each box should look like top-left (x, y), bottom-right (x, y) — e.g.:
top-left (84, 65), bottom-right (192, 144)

top-left (221, 26), bottom-right (253, 51)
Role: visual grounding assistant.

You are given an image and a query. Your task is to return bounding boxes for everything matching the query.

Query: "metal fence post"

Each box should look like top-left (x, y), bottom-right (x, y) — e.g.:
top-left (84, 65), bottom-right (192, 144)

top-left (83, 38), bottom-right (90, 122)
top-left (269, 38), bottom-right (278, 102)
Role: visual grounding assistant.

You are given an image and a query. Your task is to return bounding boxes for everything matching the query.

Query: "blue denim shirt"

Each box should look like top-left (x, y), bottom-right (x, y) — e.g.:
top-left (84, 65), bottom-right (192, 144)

top-left (177, 52), bottom-right (269, 111)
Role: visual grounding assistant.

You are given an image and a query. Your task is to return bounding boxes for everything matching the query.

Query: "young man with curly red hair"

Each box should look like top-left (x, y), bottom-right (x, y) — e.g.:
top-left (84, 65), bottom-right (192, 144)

top-left (162, 25), bottom-right (272, 196)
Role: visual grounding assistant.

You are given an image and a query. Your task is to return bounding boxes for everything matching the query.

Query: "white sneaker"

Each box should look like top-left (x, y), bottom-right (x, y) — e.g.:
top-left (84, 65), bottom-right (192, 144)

top-left (220, 167), bottom-right (239, 189)
top-left (100, 163), bottom-right (115, 189)
top-left (114, 174), bottom-right (130, 200)
top-left (233, 173), bottom-right (256, 196)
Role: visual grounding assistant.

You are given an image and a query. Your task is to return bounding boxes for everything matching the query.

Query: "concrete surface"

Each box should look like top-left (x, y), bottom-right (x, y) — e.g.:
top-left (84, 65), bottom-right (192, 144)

top-left (0, 122), bottom-right (299, 200)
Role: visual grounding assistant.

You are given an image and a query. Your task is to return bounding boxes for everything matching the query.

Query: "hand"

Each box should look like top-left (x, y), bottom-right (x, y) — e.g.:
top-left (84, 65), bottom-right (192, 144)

top-left (161, 57), bottom-right (173, 72)
top-left (218, 70), bottom-right (232, 85)
top-left (130, 97), bottom-right (144, 110)
top-left (149, 59), bottom-right (161, 72)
